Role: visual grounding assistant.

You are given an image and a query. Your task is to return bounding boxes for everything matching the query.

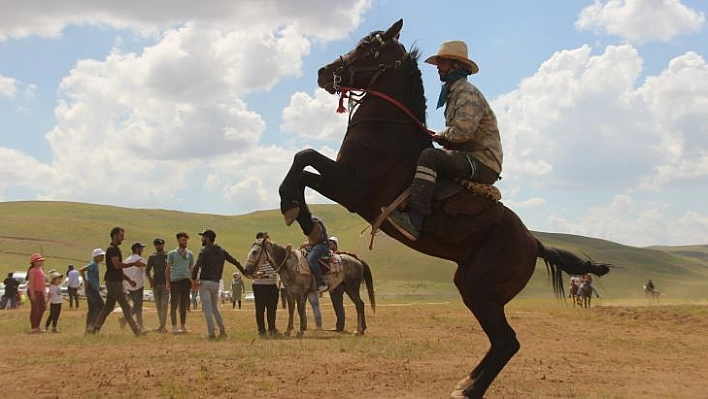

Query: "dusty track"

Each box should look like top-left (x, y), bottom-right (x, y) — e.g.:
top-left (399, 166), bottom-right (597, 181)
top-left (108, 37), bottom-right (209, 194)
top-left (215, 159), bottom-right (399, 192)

top-left (0, 299), bottom-right (705, 398)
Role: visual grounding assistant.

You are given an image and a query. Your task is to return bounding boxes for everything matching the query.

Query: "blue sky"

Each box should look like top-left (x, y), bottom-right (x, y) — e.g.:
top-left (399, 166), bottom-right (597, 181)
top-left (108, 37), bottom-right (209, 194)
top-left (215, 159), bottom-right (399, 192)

top-left (1, 0), bottom-right (707, 246)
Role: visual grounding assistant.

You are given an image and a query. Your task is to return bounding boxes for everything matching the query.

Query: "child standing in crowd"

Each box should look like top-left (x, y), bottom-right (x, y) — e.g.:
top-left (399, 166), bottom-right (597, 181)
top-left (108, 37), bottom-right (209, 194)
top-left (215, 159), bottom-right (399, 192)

top-left (44, 271), bottom-right (64, 333)
top-left (27, 253), bottom-right (47, 334)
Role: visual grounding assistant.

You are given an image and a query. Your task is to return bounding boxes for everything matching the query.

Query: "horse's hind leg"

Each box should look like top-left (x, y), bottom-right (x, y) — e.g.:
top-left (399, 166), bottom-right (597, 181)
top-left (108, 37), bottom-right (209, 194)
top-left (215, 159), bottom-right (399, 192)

top-left (451, 266), bottom-right (520, 399)
top-left (345, 285), bottom-right (366, 335)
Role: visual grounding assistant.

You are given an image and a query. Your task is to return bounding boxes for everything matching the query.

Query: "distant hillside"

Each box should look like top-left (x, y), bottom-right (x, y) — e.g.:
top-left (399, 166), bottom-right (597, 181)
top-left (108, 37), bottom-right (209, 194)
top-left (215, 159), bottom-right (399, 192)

top-left (1, 201), bottom-right (707, 299)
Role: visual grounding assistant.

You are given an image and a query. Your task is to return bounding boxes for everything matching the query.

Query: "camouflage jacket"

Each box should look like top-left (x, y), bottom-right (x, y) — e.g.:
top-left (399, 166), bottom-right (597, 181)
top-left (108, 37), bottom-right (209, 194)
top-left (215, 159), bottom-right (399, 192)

top-left (440, 78), bottom-right (503, 174)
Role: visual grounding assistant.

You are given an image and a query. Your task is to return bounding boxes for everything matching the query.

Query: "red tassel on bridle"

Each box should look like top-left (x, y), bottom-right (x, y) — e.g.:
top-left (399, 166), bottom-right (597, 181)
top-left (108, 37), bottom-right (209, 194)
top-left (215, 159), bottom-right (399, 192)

top-left (336, 88), bottom-right (349, 113)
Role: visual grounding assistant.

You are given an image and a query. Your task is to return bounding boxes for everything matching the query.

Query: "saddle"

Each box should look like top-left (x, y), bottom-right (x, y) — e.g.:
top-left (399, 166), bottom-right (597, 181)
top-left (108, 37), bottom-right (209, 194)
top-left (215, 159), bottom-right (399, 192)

top-left (296, 246), bottom-right (344, 276)
top-left (421, 178), bottom-right (505, 243)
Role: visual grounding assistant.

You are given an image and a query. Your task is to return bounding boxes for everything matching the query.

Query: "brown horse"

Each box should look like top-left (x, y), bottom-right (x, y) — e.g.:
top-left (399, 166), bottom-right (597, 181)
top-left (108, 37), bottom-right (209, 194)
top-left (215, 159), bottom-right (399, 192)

top-left (569, 279), bottom-right (581, 307)
top-left (279, 19), bottom-right (610, 398)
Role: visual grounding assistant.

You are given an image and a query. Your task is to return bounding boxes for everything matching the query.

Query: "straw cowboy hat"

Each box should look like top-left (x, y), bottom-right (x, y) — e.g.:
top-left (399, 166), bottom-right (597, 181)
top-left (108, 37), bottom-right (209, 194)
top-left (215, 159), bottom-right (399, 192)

top-left (49, 271), bottom-right (63, 280)
top-left (425, 40), bottom-right (479, 74)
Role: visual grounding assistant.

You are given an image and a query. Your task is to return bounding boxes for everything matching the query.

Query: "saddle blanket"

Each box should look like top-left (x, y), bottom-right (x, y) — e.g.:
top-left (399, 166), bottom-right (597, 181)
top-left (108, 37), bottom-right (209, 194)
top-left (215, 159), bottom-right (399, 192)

top-left (296, 247), bottom-right (343, 276)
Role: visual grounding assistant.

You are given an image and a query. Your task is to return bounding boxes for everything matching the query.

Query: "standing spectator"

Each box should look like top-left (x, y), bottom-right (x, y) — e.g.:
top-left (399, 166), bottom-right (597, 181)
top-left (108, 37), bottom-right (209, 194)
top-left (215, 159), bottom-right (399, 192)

top-left (79, 248), bottom-right (105, 330)
top-left (232, 272), bottom-right (245, 310)
top-left (44, 271), bottom-right (64, 333)
top-left (327, 236), bottom-right (346, 332)
top-left (66, 265), bottom-right (81, 310)
top-left (146, 238), bottom-right (169, 333)
top-left (27, 253), bottom-right (47, 334)
top-left (2, 273), bottom-right (20, 310)
top-left (190, 285), bottom-right (199, 311)
top-left (307, 292), bottom-right (323, 329)
top-left (279, 280), bottom-right (287, 309)
top-left (87, 227), bottom-right (143, 336)
top-left (191, 229), bottom-right (245, 339)
top-left (252, 232), bottom-right (280, 337)
top-left (166, 232), bottom-right (194, 334)
top-left (122, 242), bottom-right (147, 330)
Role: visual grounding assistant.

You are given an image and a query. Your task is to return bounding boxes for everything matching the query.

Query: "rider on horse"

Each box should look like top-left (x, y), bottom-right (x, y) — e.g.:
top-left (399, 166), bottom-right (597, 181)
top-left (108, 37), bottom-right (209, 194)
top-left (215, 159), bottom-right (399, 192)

top-left (304, 216), bottom-right (330, 293)
top-left (388, 40), bottom-right (503, 241)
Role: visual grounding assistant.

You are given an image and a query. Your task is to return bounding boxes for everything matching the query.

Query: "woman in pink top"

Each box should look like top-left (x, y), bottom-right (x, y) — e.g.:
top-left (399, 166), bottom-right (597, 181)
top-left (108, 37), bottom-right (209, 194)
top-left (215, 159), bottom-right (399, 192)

top-left (27, 253), bottom-right (47, 333)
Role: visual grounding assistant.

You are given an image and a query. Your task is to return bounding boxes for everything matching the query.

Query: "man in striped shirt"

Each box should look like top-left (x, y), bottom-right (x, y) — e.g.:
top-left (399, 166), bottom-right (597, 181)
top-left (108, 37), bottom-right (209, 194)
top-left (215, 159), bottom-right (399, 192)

top-left (252, 231), bottom-right (279, 337)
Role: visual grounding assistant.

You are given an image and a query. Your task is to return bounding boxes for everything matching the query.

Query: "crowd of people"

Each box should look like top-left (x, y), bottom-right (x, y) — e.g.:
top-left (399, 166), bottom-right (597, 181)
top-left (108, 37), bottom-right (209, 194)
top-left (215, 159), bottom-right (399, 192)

top-left (3, 221), bottom-right (353, 339)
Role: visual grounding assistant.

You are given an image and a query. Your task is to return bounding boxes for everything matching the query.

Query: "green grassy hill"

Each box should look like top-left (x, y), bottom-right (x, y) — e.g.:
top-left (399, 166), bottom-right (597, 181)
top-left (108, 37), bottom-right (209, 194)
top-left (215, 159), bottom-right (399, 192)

top-left (1, 201), bottom-right (707, 299)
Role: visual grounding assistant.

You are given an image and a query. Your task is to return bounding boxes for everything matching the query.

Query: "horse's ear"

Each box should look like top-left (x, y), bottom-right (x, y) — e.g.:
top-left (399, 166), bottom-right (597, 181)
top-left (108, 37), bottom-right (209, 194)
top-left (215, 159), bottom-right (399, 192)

top-left (286, 244), bottom-right (293, 252)
top-left (382, 19), bottom-right (403, 42)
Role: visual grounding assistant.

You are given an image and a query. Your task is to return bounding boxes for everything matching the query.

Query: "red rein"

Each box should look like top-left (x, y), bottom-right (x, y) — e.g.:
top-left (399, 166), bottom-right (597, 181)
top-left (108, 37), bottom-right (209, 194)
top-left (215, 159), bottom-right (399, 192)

top-left (336, 87), bottom-right (435, 138)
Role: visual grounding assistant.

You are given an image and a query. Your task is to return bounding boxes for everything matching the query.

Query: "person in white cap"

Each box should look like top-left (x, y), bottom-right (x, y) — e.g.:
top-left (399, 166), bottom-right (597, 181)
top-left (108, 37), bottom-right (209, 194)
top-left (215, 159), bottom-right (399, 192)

top-left (387, 40), bottom-right (503, 241)
top-left (80, 248), bottom-right (106, 330)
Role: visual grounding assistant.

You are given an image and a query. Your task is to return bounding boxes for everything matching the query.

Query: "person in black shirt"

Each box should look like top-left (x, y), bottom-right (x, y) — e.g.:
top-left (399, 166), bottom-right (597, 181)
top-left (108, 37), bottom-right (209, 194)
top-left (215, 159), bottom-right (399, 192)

top-left (147, 237), bottom-right (169, 333)
top-left (191, 229), bottom-right (245, 339)
top-left (2, 273), bottom-right (20, 309)
top-left (87, 226), bottom-right (143, 336)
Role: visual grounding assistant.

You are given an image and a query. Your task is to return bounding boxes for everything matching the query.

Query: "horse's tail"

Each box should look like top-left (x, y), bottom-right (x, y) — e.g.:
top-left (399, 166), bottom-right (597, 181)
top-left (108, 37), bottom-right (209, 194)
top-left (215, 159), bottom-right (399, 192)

top-left (361, 260), bottom-right (376, 313)
top-left (536, 240), bottom-right (611, 299)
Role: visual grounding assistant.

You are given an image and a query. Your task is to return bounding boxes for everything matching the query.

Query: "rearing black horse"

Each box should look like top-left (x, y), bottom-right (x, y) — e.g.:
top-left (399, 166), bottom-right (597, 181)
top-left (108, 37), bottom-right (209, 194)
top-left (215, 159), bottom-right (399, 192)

top-left (279, 19), bottom-right (609, 398)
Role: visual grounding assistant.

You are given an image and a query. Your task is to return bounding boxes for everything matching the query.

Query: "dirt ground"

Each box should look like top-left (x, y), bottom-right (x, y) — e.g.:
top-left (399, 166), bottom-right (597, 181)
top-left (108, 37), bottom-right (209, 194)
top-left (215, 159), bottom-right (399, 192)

top-left (0, 298), bottom-right (706, 398)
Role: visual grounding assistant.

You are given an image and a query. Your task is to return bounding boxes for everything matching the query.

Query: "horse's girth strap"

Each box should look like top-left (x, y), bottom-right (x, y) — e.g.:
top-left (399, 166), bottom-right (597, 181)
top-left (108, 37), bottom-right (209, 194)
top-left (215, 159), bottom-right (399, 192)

top-left (370, 188), bottom-right (411, 250)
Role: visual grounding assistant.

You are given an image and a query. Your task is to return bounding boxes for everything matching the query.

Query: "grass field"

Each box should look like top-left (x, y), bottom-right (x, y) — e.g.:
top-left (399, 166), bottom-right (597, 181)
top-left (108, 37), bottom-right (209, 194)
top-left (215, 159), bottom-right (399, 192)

top-left (2, 201), bottom-right (708, 300)
top-left (1, 297), bottom-right (706, 398)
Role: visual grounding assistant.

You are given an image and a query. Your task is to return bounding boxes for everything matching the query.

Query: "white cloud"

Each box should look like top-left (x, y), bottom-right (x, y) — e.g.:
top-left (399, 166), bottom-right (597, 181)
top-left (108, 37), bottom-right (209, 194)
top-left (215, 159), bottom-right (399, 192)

top-left (0, 148), bottom-right (57, 194)
top-left (0, 1), bottom-right (370, 209)
top-left (576, 0), bottom-right (705, 43)
top-left (0, 0), bottom-right (371, 42)
top-left (493, 42), bottom-right (708, 245)
top-left (0, 74), bottom-right (18, 97)
top-left (281, 89), bottom-right (348, 141)
top-left (549, 194), bottom-right (708, 246)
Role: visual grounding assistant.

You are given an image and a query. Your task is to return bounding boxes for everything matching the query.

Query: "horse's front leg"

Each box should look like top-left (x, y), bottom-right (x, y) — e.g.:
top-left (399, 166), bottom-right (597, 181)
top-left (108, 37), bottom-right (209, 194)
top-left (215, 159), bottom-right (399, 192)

top-left (297, 295), bottom-right (308, 337)
top-left (285, 292), bottom-right (296, 337)
top-left (279, 148), bottom-right (354, 230)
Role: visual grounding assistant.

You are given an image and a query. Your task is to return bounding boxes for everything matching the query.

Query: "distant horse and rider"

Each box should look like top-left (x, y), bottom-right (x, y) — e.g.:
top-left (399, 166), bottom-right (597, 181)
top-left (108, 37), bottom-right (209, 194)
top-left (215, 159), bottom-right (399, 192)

top-left (277, 19), bottom-right (610, 398)
top-left (570, 274), bottom-right (600, 308)
top-left (644, 279), bottom-right (660, 304)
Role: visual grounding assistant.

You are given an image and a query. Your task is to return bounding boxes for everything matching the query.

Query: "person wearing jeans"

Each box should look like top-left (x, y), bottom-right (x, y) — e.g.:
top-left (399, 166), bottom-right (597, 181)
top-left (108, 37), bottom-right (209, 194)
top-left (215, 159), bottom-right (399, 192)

top-left (198, 280), bottom-right (225, 338)
top-left (307, 292), bottom-right (322, 329)
top-left (191, 229), bottom-right (245, 339)
top-left (147, 238), bottom-right (169, 333)
top-left (79, 248), bottom-right (106, 329)
top-left (166, 232), bottom-right (194, 334)
top-left (304, 217), bottom-right (329, 293)
top-left (87, 227), bottom-right (143, 337)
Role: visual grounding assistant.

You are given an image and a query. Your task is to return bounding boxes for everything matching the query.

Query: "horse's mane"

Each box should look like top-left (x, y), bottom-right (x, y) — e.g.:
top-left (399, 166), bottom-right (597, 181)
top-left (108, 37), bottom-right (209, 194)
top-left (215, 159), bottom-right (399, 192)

top-left (403, 47), bottom-right (427, 125)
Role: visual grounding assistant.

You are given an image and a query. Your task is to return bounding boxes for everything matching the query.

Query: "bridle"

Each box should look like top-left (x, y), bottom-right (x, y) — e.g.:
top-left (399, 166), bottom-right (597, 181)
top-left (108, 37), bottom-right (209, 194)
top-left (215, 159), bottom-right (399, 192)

top-left (247, 239), bottom-right (290, 274)
top-left (331, 33), bottom-right (435, 139)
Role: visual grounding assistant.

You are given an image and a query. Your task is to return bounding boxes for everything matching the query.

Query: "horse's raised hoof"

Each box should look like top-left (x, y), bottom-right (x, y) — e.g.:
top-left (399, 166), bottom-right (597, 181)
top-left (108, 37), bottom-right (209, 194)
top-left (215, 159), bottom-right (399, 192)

top-left (450, 376), bottom-right (473, 399)
top-left (283, 205), bottom-right (301, 226)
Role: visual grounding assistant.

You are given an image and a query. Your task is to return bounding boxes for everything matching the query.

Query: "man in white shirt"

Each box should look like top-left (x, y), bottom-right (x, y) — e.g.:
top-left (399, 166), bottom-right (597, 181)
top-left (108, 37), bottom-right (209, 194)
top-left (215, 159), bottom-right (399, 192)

top-left (66, 265), bottom-right (82, 309)
top-left (122, 242), bottom-right (147, 329)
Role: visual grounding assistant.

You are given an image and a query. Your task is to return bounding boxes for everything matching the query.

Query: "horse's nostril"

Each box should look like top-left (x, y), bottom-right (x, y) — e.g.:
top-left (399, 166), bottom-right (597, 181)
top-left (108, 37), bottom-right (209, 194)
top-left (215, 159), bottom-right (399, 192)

top-left (317, 66), bottom-right (325, 76)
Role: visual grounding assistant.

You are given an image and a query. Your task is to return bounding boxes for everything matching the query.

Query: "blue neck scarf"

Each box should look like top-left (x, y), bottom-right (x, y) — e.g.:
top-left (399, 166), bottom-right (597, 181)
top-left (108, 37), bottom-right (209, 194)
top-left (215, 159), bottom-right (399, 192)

top-left (436, 70), bottom-right (469, 109)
